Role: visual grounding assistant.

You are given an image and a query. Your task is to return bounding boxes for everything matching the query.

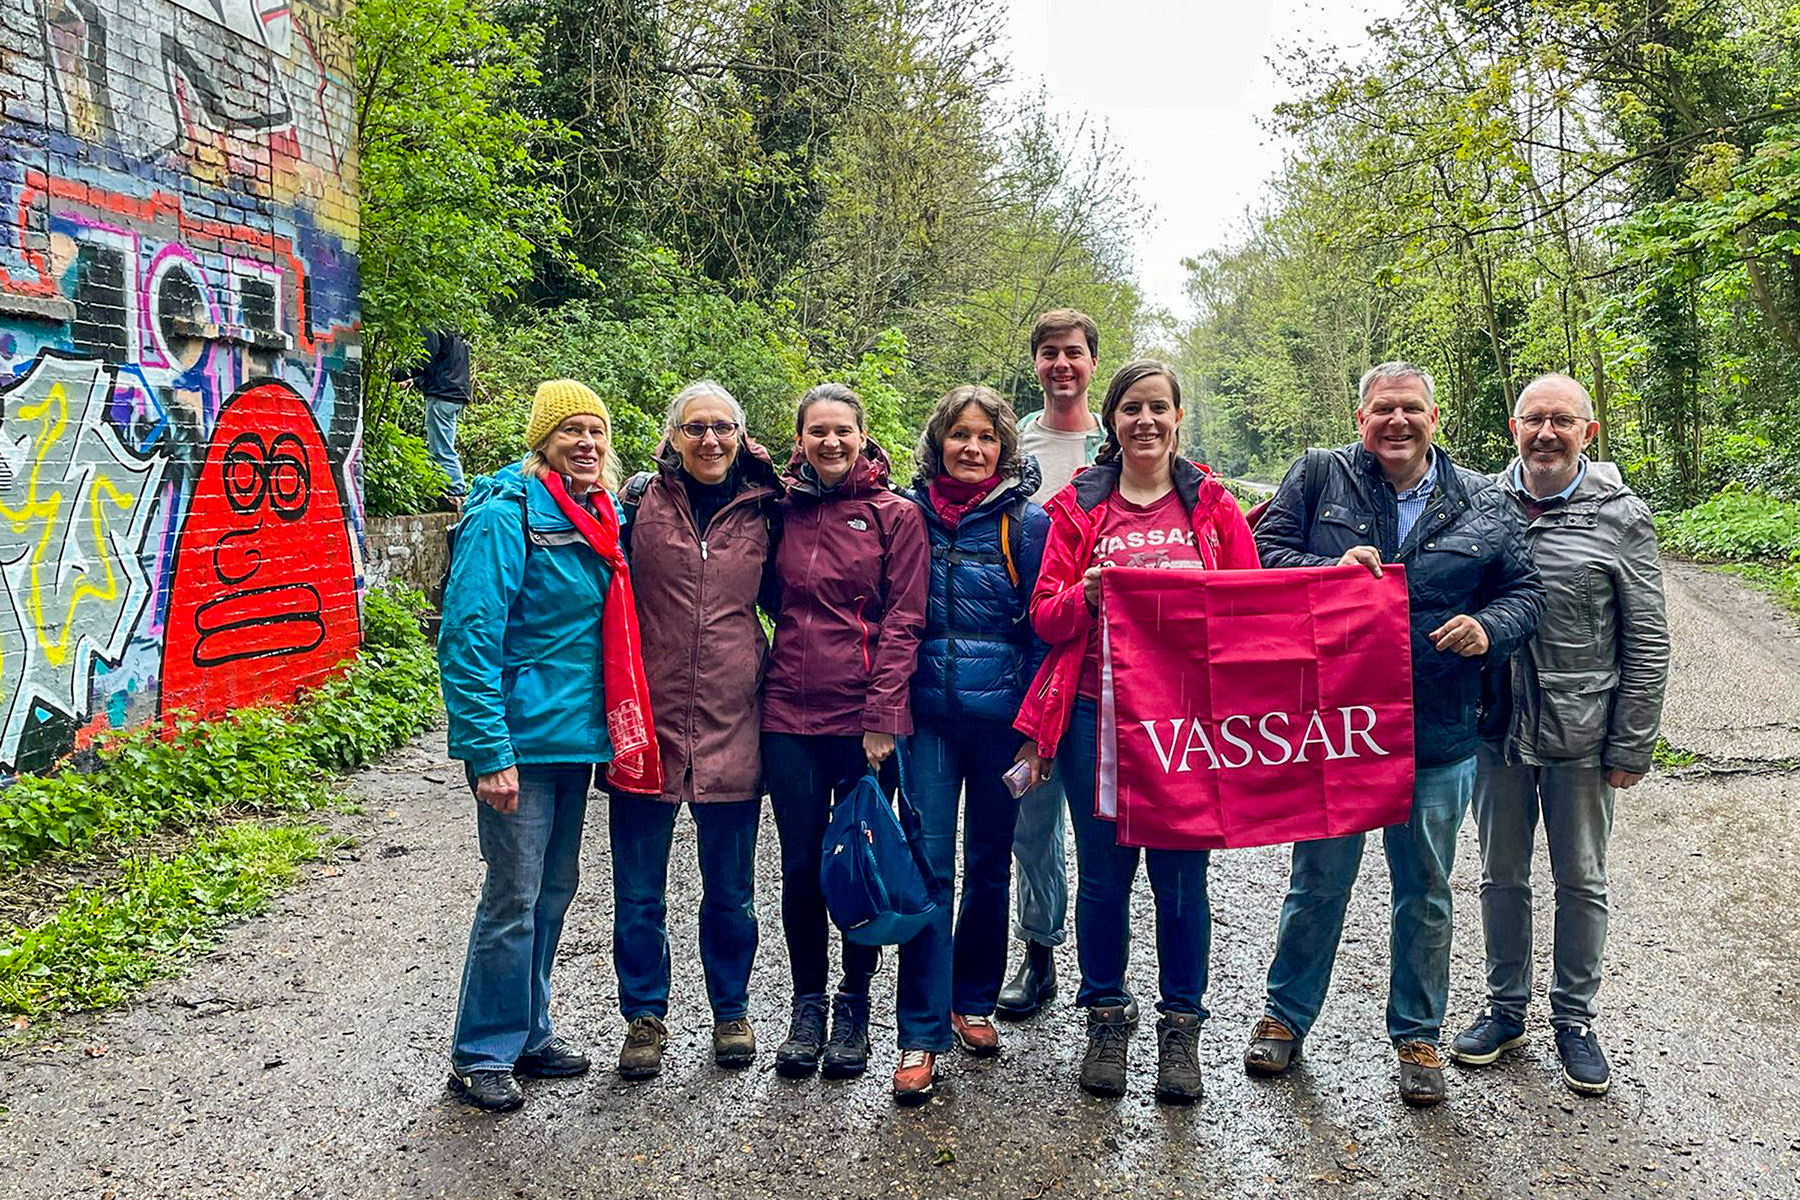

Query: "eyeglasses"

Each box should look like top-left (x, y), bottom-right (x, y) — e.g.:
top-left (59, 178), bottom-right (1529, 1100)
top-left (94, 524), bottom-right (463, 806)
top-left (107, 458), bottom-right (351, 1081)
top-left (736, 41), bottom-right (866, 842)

top-left (677, 420), bottom-right (740, 441)
top-left (1516, 413), bottom-right (1588, 432)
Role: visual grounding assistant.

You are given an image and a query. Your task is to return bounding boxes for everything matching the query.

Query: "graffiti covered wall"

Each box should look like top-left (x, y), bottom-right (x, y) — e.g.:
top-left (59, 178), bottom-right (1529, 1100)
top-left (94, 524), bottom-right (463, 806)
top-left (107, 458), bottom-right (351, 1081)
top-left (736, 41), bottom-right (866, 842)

top-left (0, 0), bottom-right (361, 772)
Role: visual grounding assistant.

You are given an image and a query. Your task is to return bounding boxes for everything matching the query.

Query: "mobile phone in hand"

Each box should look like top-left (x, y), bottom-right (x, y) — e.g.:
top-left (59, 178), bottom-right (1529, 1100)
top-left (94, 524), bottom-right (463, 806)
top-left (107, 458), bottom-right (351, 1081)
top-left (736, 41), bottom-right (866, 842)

top-left (1002, 758), bottom-right (1035, 799)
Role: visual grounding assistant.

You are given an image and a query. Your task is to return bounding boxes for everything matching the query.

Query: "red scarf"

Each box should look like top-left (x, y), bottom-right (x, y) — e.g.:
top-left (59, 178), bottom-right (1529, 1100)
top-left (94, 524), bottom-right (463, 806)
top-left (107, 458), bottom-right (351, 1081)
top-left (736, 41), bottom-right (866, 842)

top-left (927, 472), bottom-right (1001, 529)
top-left (541, 472), bottom-right (664, 796)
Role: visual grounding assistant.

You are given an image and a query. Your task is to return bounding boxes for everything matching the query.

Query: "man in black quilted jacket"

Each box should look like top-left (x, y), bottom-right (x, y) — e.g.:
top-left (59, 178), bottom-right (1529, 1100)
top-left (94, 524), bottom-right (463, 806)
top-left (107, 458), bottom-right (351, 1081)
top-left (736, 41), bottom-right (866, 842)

top-left (1241, 361), bottom-right (1544, 1108)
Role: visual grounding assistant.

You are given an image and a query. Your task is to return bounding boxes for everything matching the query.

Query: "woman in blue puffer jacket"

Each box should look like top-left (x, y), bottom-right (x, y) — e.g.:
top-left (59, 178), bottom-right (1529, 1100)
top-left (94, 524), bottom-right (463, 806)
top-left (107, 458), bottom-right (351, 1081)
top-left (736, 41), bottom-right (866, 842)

top-left (890, 384), bottom-right (1051, 1104)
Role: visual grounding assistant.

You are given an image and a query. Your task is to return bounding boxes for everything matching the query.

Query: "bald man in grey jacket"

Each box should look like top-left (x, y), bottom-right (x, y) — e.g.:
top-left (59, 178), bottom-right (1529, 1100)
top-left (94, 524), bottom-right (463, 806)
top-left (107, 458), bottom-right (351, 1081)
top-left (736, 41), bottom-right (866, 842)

top-left (1450, 373), bottom-right (1669, 1099)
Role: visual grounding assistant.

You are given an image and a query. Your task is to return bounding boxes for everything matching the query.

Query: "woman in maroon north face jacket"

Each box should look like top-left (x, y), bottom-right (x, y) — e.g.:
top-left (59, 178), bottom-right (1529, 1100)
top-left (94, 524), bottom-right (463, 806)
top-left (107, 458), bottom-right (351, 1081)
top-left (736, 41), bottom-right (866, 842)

top-left (611, 380), bottom-right (782, 1082)
top-left (761, 383), bottom-right (928, 1084)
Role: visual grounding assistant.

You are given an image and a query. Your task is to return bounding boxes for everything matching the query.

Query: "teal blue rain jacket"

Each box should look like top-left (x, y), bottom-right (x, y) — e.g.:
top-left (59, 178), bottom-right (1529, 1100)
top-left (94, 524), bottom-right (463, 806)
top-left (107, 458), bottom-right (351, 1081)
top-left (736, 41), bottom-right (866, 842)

top-left (438, 464), bottom-right (619, 775)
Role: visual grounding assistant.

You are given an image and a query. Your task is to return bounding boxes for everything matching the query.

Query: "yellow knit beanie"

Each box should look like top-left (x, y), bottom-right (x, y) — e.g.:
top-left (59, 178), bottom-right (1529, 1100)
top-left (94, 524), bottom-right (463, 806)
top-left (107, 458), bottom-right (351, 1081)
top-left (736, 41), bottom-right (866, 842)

top-left (525, 379), bottom-right (610, 450)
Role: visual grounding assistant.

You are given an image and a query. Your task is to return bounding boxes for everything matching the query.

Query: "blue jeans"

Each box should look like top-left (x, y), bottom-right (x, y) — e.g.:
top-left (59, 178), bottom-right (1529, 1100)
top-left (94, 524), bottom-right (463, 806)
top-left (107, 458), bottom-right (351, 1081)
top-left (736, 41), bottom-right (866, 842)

top-left (1010, 775), bottom-right (1068, 946)
top-left (897, 717), bottom-right (1026, 1047)
top-left (451, 763), bottom-right (591, 1072)
top-left (1060, 699), bottom-right (1213, 1016)
top-left (425, 395), bottom-right (465, 494)
top-left (1264, 754), bottom-right (1477, 1045)
top-left (609, 793), bottom-right (760, 1022)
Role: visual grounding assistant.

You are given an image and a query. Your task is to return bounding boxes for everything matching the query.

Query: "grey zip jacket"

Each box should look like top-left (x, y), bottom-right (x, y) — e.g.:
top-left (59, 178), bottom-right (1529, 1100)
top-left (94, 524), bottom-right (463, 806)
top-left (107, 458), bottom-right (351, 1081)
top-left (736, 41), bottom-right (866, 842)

top-left (1486, 458), bottom-right (1670, 773)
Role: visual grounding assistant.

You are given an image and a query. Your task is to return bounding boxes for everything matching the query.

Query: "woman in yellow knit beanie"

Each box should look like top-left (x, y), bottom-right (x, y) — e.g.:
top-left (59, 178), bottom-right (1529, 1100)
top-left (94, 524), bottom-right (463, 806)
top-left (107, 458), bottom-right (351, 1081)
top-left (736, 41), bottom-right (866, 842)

top-left (437, 375), bottom-right (655, 1112)
top-left (523, 378), bottom-right (621, 491)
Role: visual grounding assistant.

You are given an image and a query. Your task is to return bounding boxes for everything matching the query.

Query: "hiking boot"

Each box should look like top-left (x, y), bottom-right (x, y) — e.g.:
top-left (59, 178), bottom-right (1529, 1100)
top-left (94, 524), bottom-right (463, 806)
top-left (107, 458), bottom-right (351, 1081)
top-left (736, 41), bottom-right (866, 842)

top-left (820, 991), bottom-right (872, 1079)
top-left (713, 1018), bottom-right (756, 1069)
top-left (1079, 1005), bottom-right (1131, 1098)
top-left (1449, 1007), bottom-right (1526, 1066)
top-left (892, 1049), bottom-right (938, 1106)
top-left (446, 1068), bottom-right (523, 1112)
top-left (1243, 1015), bottom-right (1302, 1076)
top-left (1155, 1011), bottom-right (1204, 1105)
top-left (952, 1013), bottom-right (1001, 1057)
top-left (1554, 1024), bottom-right (1611, 1096)
top-left (775, 994), bottom-right (829, 1078)
top-left (1397, 1040), bottom-right (1447, 1107)
top-left (995, 941), bottom-right (1056, 1020)
top-left (617, 1015), bottom-right (668, 1081)
top-left (515, 1035), bottom-right (590, 1079)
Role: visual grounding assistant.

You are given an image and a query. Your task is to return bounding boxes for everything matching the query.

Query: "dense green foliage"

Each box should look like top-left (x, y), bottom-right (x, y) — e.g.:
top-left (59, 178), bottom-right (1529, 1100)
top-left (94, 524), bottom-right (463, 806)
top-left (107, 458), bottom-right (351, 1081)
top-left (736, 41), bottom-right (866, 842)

top-left (357, 0), bottom-right (1153, 492)
top-left (1655, 489), bottom-right (1800, 562)
top-left (1175, 0), bottom-right (1800, 512)
top-left (0, 822), bottom-right (328, 1016)
top-left (0, 588), bottom-right (439, 873)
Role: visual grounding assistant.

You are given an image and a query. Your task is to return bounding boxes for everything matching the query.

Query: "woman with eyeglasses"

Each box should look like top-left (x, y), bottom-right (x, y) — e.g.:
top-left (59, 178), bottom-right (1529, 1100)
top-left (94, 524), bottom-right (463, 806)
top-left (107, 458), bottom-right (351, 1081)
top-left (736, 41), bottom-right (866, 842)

top-left (609, 380), bottom-right (784, 1080)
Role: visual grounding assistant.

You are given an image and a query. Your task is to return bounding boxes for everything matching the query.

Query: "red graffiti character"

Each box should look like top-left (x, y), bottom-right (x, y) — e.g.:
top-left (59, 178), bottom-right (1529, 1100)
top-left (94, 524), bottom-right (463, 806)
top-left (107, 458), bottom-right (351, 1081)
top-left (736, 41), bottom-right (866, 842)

top-left (160, 380), bottom-right (361, 719)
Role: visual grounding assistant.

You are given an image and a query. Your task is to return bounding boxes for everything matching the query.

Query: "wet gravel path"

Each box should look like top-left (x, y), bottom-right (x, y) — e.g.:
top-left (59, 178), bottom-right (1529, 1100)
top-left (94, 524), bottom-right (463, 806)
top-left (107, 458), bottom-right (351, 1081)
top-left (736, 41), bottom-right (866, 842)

top-left (1, 562), bottom-right (1796, 1199)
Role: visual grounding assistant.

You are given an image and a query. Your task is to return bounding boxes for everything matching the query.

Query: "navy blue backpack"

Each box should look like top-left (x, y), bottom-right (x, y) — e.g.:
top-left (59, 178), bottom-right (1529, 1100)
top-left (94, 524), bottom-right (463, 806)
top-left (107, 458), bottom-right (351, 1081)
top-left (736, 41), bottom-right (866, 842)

top-left (820, 772), bottom-right (937, 946)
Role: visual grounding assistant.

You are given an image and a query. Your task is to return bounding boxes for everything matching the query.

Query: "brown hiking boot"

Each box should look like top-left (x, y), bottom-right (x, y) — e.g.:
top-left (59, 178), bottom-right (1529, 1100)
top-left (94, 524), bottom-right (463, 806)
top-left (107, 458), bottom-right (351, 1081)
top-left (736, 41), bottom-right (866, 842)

top-left (713, 1018), bottom-right (756, 1069)
top-left (1243, 1015), bottom-right (1301, 1076)
top-left (617, 1014), bottom-right (668, 1080)
top-left (1397, 1039), bottom-right (1447, 1107)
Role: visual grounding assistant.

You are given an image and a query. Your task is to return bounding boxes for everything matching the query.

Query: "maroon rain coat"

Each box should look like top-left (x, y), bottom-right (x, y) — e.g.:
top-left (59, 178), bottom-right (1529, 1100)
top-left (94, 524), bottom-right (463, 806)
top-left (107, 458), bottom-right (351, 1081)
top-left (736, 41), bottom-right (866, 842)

top-left (626, 440), bottom-right (781, 802)
top-left (760, 440), bottom-right (928, 738)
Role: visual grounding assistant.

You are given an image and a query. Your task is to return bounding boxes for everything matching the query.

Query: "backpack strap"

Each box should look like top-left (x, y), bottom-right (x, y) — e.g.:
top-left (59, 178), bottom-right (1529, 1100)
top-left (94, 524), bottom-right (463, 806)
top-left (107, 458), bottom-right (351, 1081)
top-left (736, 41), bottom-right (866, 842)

top-left (999, 509), bottom-right (1021, 590)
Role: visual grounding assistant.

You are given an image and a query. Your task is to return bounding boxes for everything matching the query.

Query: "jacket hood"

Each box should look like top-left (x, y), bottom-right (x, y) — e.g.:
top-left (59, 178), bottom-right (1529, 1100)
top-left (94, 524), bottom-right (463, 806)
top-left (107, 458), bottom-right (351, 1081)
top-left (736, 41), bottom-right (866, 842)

top-left (784, 436), bottom-right (895, 498)
top-left (908, 455), bottom-right (1043, 511)
top-left (654, 435), bottom-right (784, 497)
top-left (462, 461), bottom-right (529, 513)
top-left (1060, 456), bottom-right (1225, 518)
top-left (1498, 455), bottom-right (1629, 504)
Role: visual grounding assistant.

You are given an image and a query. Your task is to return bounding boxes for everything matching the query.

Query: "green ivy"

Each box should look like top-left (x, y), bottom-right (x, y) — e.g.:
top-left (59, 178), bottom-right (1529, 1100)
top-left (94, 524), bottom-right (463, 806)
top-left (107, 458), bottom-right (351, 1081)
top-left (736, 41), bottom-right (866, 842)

top-left (363, 420), bottom-right (452, 519)
top-left (0, 587), bottom-right (440, 874)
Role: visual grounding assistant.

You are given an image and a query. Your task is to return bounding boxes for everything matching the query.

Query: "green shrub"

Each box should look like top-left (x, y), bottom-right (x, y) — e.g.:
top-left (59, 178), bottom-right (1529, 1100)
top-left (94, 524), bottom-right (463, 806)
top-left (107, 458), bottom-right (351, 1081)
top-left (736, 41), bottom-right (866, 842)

top-left (363, 419), bottom-right (451, 518)
top-left (466, 293), bottom-right (818, 479)
top-left (1656, 487), bottom-right (1800, 562)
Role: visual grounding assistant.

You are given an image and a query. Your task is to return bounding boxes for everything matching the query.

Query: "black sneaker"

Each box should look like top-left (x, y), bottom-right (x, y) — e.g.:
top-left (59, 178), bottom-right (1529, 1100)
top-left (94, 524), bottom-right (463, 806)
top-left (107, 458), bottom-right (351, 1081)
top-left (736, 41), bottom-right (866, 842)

top-left (516, 1035), bottom-right (591, 1078)
top-left (820, 991), bottom-right (871, 1080)
top-left (1449, 1007), bottom-right (1526, 1066)
top-left (1155, 1011), bottom-right (1204, 1105)
top-left (447, 1068), bottom-right (523, 1112)
top-left (1079, 1005), bottom-right (1131, 1098)
top-left (775, 994), bottom-right (829, 1079)
top-left (1554, 1024), bottom-right (1611, 1096)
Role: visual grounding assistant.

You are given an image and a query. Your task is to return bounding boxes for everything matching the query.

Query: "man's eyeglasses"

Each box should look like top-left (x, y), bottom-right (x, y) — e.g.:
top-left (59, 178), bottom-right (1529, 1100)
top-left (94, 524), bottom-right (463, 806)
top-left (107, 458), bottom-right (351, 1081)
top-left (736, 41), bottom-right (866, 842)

top-left (1516, 413), bottom-right (1588, 432)
top-left (677, 421), bottom-right (740, 440)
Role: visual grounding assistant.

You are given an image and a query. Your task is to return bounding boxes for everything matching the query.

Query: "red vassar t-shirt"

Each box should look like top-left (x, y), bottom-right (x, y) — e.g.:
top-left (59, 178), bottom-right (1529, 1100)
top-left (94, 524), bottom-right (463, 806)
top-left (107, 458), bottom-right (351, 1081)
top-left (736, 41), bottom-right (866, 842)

top-left (1078, 488), bottom-right (1205, 700)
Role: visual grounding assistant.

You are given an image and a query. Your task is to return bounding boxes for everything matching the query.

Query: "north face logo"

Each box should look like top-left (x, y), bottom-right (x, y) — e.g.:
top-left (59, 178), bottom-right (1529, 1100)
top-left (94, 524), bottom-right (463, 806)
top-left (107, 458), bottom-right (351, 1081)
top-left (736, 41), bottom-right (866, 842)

top-left (847, 518), bottom-right (869, 532)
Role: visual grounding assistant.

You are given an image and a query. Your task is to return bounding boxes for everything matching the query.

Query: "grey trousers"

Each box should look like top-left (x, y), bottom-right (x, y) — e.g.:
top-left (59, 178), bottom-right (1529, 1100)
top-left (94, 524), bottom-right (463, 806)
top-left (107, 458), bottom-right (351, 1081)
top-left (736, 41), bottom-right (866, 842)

top-left (1471, 742), bottom-right (1615, 1029)
top-left (1010, 775), bottom-right (1068, 946)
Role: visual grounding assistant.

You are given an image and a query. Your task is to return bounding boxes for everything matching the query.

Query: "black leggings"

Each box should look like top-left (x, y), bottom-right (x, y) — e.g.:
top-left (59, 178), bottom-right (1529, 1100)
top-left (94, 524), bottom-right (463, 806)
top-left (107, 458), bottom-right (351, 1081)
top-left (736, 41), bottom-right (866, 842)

top-left (762, 732), bottom-right (899, 999)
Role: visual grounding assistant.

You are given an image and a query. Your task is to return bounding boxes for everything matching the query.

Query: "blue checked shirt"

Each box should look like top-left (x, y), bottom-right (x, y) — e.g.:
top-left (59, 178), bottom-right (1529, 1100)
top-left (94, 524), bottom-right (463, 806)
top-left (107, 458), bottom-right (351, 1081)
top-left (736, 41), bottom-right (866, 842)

top-left (1394, 457), bottom-right (1439, 545)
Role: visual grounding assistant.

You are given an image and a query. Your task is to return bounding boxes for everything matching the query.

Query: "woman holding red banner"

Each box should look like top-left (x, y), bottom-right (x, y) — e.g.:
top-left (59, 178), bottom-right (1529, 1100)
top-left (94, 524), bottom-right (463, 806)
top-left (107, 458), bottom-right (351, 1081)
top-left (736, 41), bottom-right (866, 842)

top-left (437, 378), bottom-right (660, 1113)
top-left (1014, 359), bottom-right (1261, 1105)
top-left (761, 383), bottom-right (929, 1084)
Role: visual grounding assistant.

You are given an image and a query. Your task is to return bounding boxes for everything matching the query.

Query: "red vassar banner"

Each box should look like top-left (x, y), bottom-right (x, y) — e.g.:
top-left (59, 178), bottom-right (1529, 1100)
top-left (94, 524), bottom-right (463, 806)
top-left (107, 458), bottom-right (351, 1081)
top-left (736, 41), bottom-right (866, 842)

top-left (1097, 565), bottom-right (1416, 850)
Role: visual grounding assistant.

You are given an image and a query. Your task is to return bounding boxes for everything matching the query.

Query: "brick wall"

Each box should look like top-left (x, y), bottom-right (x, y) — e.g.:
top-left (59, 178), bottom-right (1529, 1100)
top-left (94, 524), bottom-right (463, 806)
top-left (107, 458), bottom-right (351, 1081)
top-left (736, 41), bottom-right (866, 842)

top-left (0, 0), bottom-right (361, 772)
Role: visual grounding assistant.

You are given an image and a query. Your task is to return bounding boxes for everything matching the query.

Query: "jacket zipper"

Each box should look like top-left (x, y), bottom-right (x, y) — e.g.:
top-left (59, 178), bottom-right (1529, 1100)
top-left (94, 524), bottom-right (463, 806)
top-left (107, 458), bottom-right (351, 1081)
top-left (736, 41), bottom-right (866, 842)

top-left (853, 595), bottom-right (873, 674)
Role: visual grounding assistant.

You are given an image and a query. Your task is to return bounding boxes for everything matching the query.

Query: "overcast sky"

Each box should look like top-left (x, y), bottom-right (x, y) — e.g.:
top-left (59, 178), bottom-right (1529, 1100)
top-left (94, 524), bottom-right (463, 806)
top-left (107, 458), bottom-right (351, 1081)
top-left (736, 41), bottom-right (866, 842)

top-left (1001, 0), bottom-right (1389, 319)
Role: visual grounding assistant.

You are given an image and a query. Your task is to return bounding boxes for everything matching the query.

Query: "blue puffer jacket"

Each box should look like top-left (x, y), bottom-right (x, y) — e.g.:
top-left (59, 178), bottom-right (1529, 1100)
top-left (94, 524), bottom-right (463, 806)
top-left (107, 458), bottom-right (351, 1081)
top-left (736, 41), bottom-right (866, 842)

top-left (903, 460), bottom-right (1051, 726)
top-left (438, 463), bottom-right (620, 775)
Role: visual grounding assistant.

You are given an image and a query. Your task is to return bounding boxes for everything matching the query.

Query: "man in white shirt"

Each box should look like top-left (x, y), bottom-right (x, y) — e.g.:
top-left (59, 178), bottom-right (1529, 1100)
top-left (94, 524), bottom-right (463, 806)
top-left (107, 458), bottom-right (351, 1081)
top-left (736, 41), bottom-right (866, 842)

top-left (998, 309), bottom-right (1109, 1020)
